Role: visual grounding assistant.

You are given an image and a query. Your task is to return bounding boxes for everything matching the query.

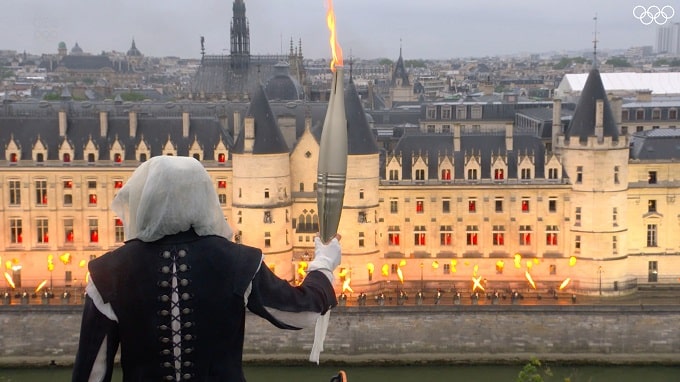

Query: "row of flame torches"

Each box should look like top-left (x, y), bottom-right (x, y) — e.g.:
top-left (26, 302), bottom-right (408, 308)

top-left (2, 254), bottom-right (89, 294)
top-left (296, 254), bottom-right (577, 294)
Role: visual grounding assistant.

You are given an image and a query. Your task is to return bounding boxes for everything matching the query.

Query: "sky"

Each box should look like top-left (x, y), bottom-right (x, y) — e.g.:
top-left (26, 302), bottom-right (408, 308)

top-left (0, 0), bottom-right (668, 60)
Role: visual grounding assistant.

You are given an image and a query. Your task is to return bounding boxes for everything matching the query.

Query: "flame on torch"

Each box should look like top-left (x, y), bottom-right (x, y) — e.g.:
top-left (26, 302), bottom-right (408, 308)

top-left (325, 0), bottom-right (343, 72)
top-left (35, 280), bottom-right (48, 293)
top-left (559, 278), bottom-right (571, 290)
top-left (450, 259), bottom-right (457, 273)
top-left (5, 260), bottom-right (11, 270)
top-left (342, 277), bottom-right (353, 293)
top-left (4, 272), bottom-right (15, 289)
top-left (525, 270), bottom-right (536, 289)
top-left (514, 254), bottom-right (522, 268)
top-left (79, 260), bottom-right (86, 267)
top-left (59, 253), bottom-right (71, 265)
top-left (297, 261), bottom-right (308, 282)
top-left (432, 261), bottom-right (439, 269)
top-left (381, 264), bottom-right (389, 277)
top-left (397, 267), bottom-right (404, 284)
top-left (569, 256), bottom-right (577, 266)
top-left (472, 276), bottom-right (485, 292)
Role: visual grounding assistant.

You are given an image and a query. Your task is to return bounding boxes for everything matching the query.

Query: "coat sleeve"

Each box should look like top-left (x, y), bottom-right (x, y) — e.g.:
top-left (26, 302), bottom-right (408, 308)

top-left (246, 263), bottom-right (337, 330)
top-left (72, 295), bottom-right (120, 382)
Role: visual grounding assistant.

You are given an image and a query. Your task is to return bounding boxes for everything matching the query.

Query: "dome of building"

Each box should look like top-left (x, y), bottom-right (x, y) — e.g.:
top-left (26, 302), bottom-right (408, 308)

top-left (58, 41), bottom-right (67, 50)
top-left (127, 39), bottom-right (142, 57)
top-left (264, 61), bottom-right (302, 101)
top-left (71, 42), bottom-right (83, 55)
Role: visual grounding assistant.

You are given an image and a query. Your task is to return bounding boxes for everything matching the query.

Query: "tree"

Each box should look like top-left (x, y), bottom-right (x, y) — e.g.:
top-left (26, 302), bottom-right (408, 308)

top-left (378, 58), bottom-right (393, 66)
top-left (606, 56), bottom-right (631, 68)
top-left (517, 358), bottom-right (553, 382)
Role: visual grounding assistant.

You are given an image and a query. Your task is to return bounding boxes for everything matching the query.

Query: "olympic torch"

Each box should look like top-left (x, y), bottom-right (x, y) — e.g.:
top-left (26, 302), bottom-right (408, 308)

top-left (317, 66), bottom-right (347, 243)
top-left (317, 0), bottom-right (347, 244)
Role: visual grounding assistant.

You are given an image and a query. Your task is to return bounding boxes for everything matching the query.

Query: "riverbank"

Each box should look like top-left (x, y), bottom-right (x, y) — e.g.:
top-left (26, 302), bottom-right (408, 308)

top-left (2, 305), bottom-right (679, 367)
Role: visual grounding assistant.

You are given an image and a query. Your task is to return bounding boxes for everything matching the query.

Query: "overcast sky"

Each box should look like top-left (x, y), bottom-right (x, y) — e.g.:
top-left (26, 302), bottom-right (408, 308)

top-left (0, 0), bottom-right (667, 59)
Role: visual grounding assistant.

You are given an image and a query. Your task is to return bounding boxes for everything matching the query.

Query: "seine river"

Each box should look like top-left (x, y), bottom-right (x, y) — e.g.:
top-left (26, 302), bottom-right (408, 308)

top-left (1, 365), bottom-right (679, 382)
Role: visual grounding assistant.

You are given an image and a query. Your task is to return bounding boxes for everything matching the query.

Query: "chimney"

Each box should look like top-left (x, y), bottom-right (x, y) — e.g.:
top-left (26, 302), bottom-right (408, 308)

top-left (636, 89), bottom-right (652, 103)
top-left (129, 110), bottom-right (137, 138)
top-left (233, 111), bottom-right (241, 139)
top-left (99, 111), bottom-right (108, 138)
top-left (608, 94), bottom-right (622, 126)
top-left (505, 122), bottom-right (513, 152)
top-left (304, 114), bottom-right (312, 132)
top-left (453, 123), bottom-right (461, 152)
top-left (182, 111), bottom-right (190, 138)
top-left (244, 116), bottom-right (255, 153)
top-left (551, 98), bottom-right (562, 150)
top-left (58, 110), bottom-right (67, 137)
top-left (595, 99), bottom-right (604, 142)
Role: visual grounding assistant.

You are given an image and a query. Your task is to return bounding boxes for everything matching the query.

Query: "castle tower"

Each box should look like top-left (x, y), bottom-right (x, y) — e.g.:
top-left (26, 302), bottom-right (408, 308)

top-left (230, 0), bottom-right (250, 70)
top-left (388, 43), bottom-right (416, 107)
top-left (340, 75), bottom-right (381, 286)
top-left (556, 68), bottom-right (629, 291)
top-left (231, 84), bottom-right (292, 279)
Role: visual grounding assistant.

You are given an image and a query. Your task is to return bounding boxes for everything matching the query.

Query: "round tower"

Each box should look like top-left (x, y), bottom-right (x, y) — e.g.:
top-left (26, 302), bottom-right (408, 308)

top-left (556, 68), bottom-right (629, 293)
top-left (231, 84), bottom-right (293, 279)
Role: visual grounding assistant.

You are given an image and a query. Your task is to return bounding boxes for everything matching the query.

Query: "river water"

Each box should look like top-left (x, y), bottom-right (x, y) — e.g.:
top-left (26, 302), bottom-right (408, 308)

top-left (1, 364), bottom-right (679, 382)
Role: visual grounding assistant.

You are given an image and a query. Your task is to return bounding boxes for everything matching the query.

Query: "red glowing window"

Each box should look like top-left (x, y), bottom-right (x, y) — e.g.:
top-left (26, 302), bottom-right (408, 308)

top-left (494, 168), bottom-right (504, 180)
top-left (441, 233), bottom-right (452, 245)
top-left (63, 153), bottom-right (71, 163)
top-left (9, 153), bottom-right (17, 162)
top-left (388, 233), bottom-right (400, 245)
top-left (42, 194), bottom-right (48, 205)
top-left (218, 153), bottom-right (226, 163)
top-left (467, 233), bottom-right (478, 245)
top-left (43, 232), bottom-right (49, 243)
top-left (468, 200), bottom-right (476, 213)
top-left (66, 230), bottom-right (74, 243)
top-left (17, 232), bottom-right (22, 243)
top-left (521, 233), bottom-right (531, 245)
top-left (114, 181), bottom-right (123, 189)
top-left (441, 169), bottom-right (451, 180)
top-left (89, 194), bottom-right (97, 205)
top-left (218, 180), bottom-right (227, 189)
top-left (114, 153), bottom-right (122, 163)
top-left (414, 233), bottom-right (426, 246)
top-left (64, 180), bottom-right (73, 189)
top-left (115, 218), bottom-right (123, 226)
top-left (90, 230), bottom-right (99, 243)
top-left (493, 233), bottom-right (505, 245)
top-left (521, 200), bottom-right (530, 212)
top-left (416, 200), bottom-right (424, 213)
top-left (546, 233), bottom-right (558, 246)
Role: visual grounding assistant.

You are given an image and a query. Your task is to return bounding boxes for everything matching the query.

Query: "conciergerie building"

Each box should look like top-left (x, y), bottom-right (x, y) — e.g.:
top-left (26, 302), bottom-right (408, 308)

top-left (1, 64), bottom-right (680, 296)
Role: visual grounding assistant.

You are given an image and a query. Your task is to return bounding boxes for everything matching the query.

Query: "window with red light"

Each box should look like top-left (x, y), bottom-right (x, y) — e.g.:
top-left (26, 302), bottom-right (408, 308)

top-left (64, 180), bottom-right (73, 189)
top-left (493, 233), bottom-right (504, 245)
top-left (218, 153), bottom-right (226, 163)
top-left (520, 225), bottom-right (532, 245)
top-left (10, 218), bottom-right (22, 244)
top-left (416, 200), bottom-right (424, 213)
top-left (114, 181), bottom-right (123, 189)
top-left (440, 225), bottom-right (453, 245)
top-left (466, 225), bottom-right (478, 245)
top-left (114, 153), bottom-right (122, 163)
top-left (63, 153), bottom-right (71, 163)
top-left (89, 194), bottom-right (97, 205)
top-left (37, 218), bottom-right (48, 244)
top-left (468, 199), bottom-right (476, 213)
top-left (441, 169), bottom-right (451, 180)
top-left (388, 233), bottom-right (400, 245)
top-left (36, 180), bottom-right (48, 206)
top-left (218, 180), bottom-right (227, 188)
top-left (115, 218), bottom-right (125, 242)
top-left (89, 219), bottom-right (99, 243)
top-left (65, 219), bottom-right (74, 243)
top-left (414, 225), bottom-right (426, 246)
top-left (494, 168), bottom-right (504, 180)
top-left (521, 199), bottom-right (530, 212)
top-left (546, 233), bottom-right (558, 245)
top-left (10, 153), bottom-right (17, 162)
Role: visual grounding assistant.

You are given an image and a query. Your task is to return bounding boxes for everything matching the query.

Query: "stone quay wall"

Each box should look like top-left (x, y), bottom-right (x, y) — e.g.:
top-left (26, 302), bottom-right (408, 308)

top-left (1, 305), bottom-right (679, 367)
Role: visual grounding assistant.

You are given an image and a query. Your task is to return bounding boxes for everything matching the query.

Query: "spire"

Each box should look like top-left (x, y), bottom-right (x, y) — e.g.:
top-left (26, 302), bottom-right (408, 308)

top-left (564, 68), bottom-right (619, 143)
top-left (230, 0), bottom-right (250, 70)
top-left (392, 40), bottom-right (409, 87)
top-left (592, 14), bottom-right (598, 69)
top-left (344, 76), bottom-right (380, 155)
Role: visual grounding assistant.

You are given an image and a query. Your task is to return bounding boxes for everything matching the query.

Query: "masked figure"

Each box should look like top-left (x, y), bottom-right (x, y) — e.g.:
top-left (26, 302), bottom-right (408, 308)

top-left (72, 156), bottom-right (341, 382)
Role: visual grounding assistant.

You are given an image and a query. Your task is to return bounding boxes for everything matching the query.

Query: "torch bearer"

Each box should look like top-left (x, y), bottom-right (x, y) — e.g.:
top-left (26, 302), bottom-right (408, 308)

top-left (317, 65), bottom-right (347, 244)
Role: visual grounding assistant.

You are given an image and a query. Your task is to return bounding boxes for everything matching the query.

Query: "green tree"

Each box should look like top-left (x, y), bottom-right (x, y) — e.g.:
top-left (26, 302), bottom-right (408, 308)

top-left (606, 56), bottom-right (631, 67)
top-left (119, 92), bottom-right (146, 102)
top-left (378, 58), bottom-right (393, 66)
top-left (404, 59), bottom-right (427, 68)
top-left (0, 67), bottom-right (14, 79)
top-left (517, 358), bottom-right (553, 382)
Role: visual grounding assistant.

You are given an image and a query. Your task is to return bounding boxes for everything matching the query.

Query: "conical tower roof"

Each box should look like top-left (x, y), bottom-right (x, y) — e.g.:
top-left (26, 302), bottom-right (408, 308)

top-left (232, 84), bottom-right (289, 154)
top-left (345, 77), bottom-right (379, 155)
top-left (564, 68), bottom-right (619, 143)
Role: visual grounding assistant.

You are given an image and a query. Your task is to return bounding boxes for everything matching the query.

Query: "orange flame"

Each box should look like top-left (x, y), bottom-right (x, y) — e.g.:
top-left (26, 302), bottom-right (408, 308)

top-left (450, 259), bottom-right (457, 273)
top-left (297, 261), bottom-right (308, 281)
top-left (35, 280), bottom-right (48, 293)
top-left (326, 0), bottom-right (343, 72)
top-left (342, 277), bottom-right (353, 293)
top-left (559, 278), bottom-right (571, 290)
top-left (431, 261), bottom-right (439, 269)
top-left (5, 260), bottom-right (11, 270)
top-left (514, 254), bottom-right (522, 268)
top-left (397, 267), bottom-right (404, 284)
top-left (59, 253), bottom-right (71, 265)
top-left (79, 260), bottom-right (86, 267)
top-left (472, 275), bottom-right (485, 292)
top-left (569, 256), bottom-right (577, 266)
top-left (525, 270), bottom-right (536, 289)
top-left (381, 264), bottom-right (389, 277)
top-left (367, 263), bottom-right (374, 275)
top-left (4, 272), bottom-right (15, 289)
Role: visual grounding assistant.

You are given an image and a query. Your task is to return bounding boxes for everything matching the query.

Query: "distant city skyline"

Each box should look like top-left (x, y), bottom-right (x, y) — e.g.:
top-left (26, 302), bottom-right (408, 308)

top-left (0, 0), bottom-right (666, 59)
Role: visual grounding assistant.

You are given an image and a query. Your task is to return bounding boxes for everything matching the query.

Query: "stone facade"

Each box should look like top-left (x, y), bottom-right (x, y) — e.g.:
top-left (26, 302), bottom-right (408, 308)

top-left (1, 306), bottom-right (679, 366)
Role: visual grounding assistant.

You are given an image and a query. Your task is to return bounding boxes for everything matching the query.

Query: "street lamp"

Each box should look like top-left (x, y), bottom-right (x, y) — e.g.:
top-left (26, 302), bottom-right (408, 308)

top-left (598, 266), bottom-right (604, 296)
top-left (420, 261), bottom-right (424, 291)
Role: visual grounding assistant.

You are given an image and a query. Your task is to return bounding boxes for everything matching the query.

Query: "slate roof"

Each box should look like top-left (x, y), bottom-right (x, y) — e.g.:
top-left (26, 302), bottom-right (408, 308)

top-left (391, 48), bottom-right (410, 87)
top-left (232, 84), bottom-right (289, 154)
top-left (392, 132), bottom-right (548, 180)
top-left (630, 128), bottom-right (680, 160)
top-left (264, 62), bottom-right (302, 101)
top-left (565, 69), bottom-right (619, 143)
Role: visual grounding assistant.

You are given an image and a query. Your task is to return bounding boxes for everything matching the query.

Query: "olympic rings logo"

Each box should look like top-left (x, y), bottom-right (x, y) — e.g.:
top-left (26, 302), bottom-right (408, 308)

top-left (633, 5), bottom-right (675, 25)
